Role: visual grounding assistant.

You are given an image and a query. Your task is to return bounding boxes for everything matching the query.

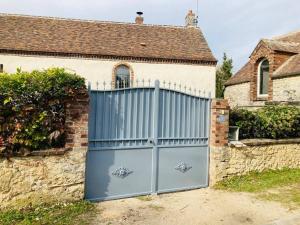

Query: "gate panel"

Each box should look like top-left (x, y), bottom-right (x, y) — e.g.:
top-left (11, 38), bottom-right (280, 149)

top-left (157, 146), bottom-right (209, 193)
top-left (156, 88), bottom-right (210, 193)
top-left (85, 148), bottom-right (152, 201)
top-left (85, 87), bottom-right (156, 201)
top-left (88, 88), bottom-right (155, 150)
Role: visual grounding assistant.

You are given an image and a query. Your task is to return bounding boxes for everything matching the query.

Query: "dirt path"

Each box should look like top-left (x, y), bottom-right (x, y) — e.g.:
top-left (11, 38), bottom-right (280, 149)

top-left (91, 188), bottom-right (300, 225)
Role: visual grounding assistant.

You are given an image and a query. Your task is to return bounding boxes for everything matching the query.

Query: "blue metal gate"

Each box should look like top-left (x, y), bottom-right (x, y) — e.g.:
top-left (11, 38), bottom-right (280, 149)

top-left (85, 80), bottom-right (211, 201)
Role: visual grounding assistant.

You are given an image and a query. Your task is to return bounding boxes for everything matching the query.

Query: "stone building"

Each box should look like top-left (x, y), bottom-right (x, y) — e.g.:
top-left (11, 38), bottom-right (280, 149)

top-left (0, 10), bottom-right (217, 96)
top-left (224, 30), bottom-right (300, 108)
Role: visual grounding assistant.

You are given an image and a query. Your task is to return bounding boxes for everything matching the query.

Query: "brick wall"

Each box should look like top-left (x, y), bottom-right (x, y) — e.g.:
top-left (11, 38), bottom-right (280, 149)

top-left (65, 91), bottom-right (89, 149)
top-left (210, 99), bottom-right (229, 147)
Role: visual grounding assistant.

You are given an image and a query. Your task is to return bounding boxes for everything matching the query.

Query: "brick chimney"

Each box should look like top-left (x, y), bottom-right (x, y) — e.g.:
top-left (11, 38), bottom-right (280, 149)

top-left (185, 10), bottom-right (197, 27)
top-left (135, 12), bottom-right (144, 25)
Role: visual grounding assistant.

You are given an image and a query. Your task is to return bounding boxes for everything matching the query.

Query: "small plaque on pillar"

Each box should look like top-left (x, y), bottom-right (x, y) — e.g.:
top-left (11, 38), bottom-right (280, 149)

top-left (217, 115), bottom-right (226, 123)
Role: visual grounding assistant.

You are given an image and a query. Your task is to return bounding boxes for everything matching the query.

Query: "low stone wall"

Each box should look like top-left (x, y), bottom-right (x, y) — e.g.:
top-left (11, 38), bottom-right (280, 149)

top-left (210, 141), bottom-right (300, 185)
top-left (0, 148), bottom-right (87, 208)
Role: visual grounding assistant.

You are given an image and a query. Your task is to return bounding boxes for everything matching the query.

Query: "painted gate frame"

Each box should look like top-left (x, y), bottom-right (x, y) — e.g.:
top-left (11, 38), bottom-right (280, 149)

top-left (85, 80), bottom-right (212, 201)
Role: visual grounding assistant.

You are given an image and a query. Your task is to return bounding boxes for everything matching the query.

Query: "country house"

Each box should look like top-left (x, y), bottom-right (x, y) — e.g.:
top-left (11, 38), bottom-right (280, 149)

top-left (0, 11), bottom-right (217, 95)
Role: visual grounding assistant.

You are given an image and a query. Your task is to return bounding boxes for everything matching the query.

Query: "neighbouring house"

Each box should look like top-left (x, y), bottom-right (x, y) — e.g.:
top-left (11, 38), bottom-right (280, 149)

top-left (224, 30), bottom-right (300, 108)
top-left (0, 10), bottom-right (217, 96)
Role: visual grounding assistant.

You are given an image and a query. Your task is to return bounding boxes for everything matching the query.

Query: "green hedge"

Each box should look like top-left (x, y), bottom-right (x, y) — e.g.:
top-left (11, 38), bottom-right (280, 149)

top-left (0, 68), bottom-right (86, 156)
top-left (230, 106), bottom-right (300, 139)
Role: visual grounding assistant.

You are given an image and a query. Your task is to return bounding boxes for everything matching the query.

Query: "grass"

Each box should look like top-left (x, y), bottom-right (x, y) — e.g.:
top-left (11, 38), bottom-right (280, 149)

top-left (136, 195), bottom-right (153, 202)
top-left (258, 184), bottom-right (300, 209)
top-left (214, 168), bottom-right (300, 208)
top-left (0, 201), bottom-right (96, 225)
top-left (214, 168), bottom-right (300, 193)
top-left (148, 204), bottom-right (165, 211)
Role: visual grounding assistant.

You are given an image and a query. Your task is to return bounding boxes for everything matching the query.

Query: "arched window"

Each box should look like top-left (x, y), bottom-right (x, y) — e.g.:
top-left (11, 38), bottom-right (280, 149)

top-left (258, 59), bottom-right (269, 96)
top-left (115, 65), bottom-right (130, 88)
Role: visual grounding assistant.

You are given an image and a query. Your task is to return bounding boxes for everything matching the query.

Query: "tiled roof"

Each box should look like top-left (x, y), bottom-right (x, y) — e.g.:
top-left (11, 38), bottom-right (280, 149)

top-left (0, 14), bottom-right (217, 64)
top-left (225, 62), bottom-right (252, 86)
top-left (273, 30), bottom-right (300, 43)
top-left (273, 53), bottom-right (300, 78)
top-left (262, 39), bottom-right (300, 54)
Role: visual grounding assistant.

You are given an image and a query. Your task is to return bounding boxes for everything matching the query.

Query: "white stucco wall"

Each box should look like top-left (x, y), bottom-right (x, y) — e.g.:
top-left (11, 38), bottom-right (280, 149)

top-left (224, 82), bottom-right (251, 108)
top-left (273, 76), bottom-right (300, 102)
top-left (0, 54), bottom-right (216, 97)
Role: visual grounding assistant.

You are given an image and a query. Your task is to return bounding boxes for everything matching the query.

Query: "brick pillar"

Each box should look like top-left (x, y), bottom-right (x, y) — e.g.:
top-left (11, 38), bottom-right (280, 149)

top-left (210, 99), bottom-right (229, 147)
top-left (65, 91), bottom-right (89, 149)
top-left (209, 99), bottom-right (230, 186)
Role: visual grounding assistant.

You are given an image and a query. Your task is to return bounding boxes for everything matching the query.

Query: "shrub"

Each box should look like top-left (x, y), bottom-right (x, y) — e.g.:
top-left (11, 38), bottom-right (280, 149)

top-left (0, 68), bottom-right (86, 156)
top-left (230, 106), bottom-right (300, 139)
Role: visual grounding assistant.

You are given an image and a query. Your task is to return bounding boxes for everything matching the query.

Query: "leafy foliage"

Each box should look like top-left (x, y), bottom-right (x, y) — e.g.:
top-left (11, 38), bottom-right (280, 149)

top-left (230, 106), bottom-right (300, 139)
top-left (216, 53), bottom-right (233, 98)
top-left (0, 68), bottom-right (86, 156)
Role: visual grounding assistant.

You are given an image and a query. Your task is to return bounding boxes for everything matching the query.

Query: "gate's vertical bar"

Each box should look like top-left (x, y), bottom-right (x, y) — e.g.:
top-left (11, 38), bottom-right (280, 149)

top-left (152, 80), bottom-right (160, 194)
top-left (206, 92), bottom-right (212, 186)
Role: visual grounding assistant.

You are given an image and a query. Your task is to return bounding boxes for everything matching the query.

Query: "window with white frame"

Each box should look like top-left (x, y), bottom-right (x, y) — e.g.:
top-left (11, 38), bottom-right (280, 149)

top-left (257, 59), bottom-right (269, 96)
top-left (0, 64), bottom-right (3, 73)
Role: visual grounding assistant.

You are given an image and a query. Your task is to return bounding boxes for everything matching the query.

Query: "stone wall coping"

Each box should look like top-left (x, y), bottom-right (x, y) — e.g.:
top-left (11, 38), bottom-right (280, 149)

top-left (241, 138), bottom-right (300, 146)
top-left (0, 147), bottom-right (72, 158)
top-left (265, 101), bottom-right (300, 106)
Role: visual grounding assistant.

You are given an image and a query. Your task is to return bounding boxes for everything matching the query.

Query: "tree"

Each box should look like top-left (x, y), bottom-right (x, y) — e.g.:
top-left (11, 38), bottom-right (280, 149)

top-left (216, 53), bottom-right (233, 98)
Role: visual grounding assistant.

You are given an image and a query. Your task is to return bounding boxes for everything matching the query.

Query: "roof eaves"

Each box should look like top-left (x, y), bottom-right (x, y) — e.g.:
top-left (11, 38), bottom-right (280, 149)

top-left (272, 71), bottom-right (300, 79)
top-left (224, 80), bottom-right (250, 87)
top-left (0, 49), bottom-right (218, 65)
top-left (249, 39), bottom-right (273, 58)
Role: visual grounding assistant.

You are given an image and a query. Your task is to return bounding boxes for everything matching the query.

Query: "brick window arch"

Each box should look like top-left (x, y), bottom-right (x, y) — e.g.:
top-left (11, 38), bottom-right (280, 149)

top-left (112, 63), bottom-right (134, 88)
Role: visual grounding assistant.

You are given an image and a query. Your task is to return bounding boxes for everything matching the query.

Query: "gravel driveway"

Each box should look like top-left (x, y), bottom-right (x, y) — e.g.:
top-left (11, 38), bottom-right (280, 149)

top-left (91, 188), bottom-right (300, 225)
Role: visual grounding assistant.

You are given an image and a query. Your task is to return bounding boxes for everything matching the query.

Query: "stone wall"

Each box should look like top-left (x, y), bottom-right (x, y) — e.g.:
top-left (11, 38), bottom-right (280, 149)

top-left (273, 76), bottom-right (300, 102)
top-left (0, 92), bottom-right (89, 209)
top-left (210, 140), bottom-right (300, 185)
top-left (224, 82), bottom-right (251, 108)
top-left (0, 148), bottom-right (86, 208)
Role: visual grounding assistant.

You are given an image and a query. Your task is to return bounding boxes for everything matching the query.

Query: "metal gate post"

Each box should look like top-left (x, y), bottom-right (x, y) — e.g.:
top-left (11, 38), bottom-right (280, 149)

top-left (151, 80), bottom-right (160, 194)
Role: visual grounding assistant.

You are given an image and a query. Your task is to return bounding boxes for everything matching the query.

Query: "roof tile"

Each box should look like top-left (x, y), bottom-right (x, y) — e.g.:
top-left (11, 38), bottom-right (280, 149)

top-left (225, 62), bottom-right (252, 86)
top-left (273, 53), bottom-right (300, 78)
top-left (0, 14), bottom-right (216, 63)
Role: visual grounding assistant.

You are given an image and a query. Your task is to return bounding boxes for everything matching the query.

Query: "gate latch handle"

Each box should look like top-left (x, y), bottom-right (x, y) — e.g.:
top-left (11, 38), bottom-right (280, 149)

top-left (147, 138), bottom-right (154, 145)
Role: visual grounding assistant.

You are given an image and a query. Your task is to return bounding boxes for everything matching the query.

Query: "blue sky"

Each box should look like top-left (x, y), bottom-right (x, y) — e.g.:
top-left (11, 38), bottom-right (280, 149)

top-left (1, 0), bottom-right (300, 72)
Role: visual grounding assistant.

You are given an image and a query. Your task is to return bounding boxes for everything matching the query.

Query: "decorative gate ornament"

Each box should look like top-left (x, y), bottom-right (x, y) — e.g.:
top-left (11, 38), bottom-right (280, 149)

top-left (112, 167), bottom-right (133, 178)
top-left (175, 162), bottom-right (192, 173)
